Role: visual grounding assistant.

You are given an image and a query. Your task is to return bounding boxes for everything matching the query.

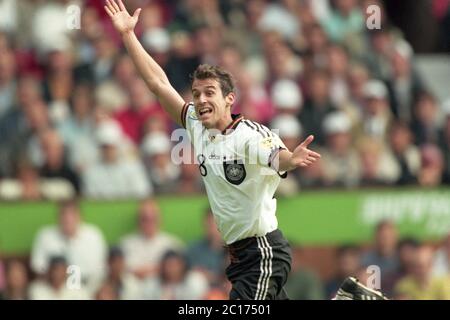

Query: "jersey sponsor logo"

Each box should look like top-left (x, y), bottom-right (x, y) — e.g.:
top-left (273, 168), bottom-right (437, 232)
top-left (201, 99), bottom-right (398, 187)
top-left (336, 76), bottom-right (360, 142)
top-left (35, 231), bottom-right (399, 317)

top-left (208, 153), bottom-right (221, 160)
top-left (223, 160), bottom-right (246, 185)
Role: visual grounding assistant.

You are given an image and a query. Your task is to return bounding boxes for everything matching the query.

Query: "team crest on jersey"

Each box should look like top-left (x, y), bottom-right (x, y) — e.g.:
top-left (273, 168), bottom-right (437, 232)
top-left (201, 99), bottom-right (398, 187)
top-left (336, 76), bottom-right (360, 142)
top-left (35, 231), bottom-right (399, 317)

top-left (188, 107), bottom-right (198, 120)
top-left (223, 160), bottom-right (246, 185)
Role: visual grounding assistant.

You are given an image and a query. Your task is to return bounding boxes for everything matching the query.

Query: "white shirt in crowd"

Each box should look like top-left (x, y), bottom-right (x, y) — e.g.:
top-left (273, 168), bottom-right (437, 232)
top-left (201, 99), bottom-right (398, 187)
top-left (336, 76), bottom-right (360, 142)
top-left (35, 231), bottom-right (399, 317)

top-left (30, 223), bottom-right (107, 289)
top-left (120, 232), bottom-right (184, 274)
top-left (82, 159), bottom-right (152, 199)
top-left (29, 281), bottom-right (90, 300)
top-left (141, 271), bottom-right (209, 300)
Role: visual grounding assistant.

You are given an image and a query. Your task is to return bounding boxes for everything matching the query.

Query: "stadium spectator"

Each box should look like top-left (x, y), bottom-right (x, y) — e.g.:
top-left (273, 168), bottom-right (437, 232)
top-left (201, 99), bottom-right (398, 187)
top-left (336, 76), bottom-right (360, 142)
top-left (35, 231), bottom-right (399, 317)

top-left (96, 247), bottom-right (141, 300)
top-left (232, 70), bottom-right (274, 125)
top-left (432, 232), bottom-right (450, 278)
top-left (326, 44), bottom-right (351, 108)
top-left (114, 77), bottom-right (169, 144)
top-left (30, 199), bottom-right (107, 291)
top-left (36, 128), bottom-right (80, 195)
top-left (321, 0), bottom-right (364, 44)
top-left (325, 245), bottom-right (362, 299)
top-left (120, 199), bottom-right (184, 280)
top-left (0, 259), bottom-right (29, 300)
top-left (382, 237), bottom-right (421, 297)
top-left (361, 220), bottom-right (399, 279)
top-left (29, 256), bottom-right (90, 300)
top-left (186, 209), bottom-right (227, 287)
top-left (356, 136), bottom-right (400, 186)
top-left (298, 69), bottom-right (338, 146)
top-left (358, 80), bottom-right (394, 142)
top-left (142, 250), bottom-right (209, 300)
top-left (0, 159), bottom-right (41, 201)
top-left (417, 144), bottom-right (445, 187)
top-left (320, 111), bottom-right (361, 187)
top-left (394, 244), bottom-right (450, 300)
top-left (411, 92), bottom-right (442, 146)
top-left (57, 83), bottom-right (95, 150)
top-left (386, 41), bottom-right (426, 123)
top-left (388, 121), bottom-right (421, 185)
top-left (0, 43), bottom-right (17, 117)
top-left (270, 78), bottom-right (303, 117)
top-left (94, 282), bottom-right (119, 300)
top-left (82, 120), bottom-right (152, 199)
top-left (141, 132), bottom-right (180, 195)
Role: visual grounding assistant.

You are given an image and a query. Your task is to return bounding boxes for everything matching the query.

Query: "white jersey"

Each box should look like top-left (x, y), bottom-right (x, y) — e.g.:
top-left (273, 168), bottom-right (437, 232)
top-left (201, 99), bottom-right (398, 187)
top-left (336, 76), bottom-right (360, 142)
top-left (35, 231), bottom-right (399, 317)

top-left (181, 102), bottom-right (287, 244)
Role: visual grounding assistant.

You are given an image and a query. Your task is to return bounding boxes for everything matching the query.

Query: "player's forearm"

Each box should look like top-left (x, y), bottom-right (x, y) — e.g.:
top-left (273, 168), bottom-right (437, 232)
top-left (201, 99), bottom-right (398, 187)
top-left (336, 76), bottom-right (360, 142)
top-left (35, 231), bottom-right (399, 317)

top-left (272, 150), bottom-right (296, 172)
top-left (122, 30), bottom-right (170, 93)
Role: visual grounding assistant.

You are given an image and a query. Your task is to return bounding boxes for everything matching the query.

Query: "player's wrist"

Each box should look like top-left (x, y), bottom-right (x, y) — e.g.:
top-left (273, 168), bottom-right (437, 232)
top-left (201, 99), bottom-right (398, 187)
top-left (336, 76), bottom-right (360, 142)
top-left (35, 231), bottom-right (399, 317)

top-left (121, 29), bottom-right (135, 37)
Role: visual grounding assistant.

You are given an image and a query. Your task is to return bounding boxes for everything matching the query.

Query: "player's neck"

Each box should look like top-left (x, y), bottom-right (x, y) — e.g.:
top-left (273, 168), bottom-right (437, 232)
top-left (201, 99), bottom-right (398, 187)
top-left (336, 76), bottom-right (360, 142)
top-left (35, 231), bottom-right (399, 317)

top-left (212, 114), bottom-right (234, 134)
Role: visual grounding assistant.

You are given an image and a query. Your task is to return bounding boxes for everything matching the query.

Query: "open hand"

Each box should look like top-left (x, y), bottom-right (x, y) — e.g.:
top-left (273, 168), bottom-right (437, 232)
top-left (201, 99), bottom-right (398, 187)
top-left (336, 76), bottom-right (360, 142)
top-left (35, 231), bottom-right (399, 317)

top-left (104, 0), bottom-right (141, 35)
top-left (290, 135), bottom-right (321, 168)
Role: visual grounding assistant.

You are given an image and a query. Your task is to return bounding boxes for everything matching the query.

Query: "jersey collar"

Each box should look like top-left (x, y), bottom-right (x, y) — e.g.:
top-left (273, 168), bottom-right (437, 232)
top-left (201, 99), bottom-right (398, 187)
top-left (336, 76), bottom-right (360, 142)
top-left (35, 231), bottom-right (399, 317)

top-left (221, 114), bottom-right (243, 135)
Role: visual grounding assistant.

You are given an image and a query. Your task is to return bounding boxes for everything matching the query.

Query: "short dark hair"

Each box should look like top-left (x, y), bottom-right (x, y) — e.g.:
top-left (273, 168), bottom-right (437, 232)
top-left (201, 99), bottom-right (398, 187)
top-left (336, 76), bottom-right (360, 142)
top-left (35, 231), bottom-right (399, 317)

top-left (192, 64), bottom-right (235, 97)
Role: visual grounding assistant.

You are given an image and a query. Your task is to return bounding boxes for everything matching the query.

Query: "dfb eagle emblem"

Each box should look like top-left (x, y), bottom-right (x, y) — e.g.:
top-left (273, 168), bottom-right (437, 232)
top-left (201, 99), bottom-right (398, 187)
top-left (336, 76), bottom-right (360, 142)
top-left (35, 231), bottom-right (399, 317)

top-left (223, 160), bottom-right (246, 185)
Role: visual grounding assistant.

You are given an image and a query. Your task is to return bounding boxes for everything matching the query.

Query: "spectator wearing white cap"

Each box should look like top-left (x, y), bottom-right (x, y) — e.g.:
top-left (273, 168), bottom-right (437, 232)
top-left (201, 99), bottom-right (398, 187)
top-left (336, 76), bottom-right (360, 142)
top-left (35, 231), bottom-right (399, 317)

top-left (271, 79), bottom-right (303, 116)
top-left (320, 112), bottom-right (362, 188)
top-left (82, 120), bottom-right (152, 199)
top-left (386, 40), bottom-right (426, 123)
top-left (141, 132), bottom-right (180, 194)
top-left (142, 27), bottom-right (171, 68)
top-left (357, 79), bottom-right (394, 142)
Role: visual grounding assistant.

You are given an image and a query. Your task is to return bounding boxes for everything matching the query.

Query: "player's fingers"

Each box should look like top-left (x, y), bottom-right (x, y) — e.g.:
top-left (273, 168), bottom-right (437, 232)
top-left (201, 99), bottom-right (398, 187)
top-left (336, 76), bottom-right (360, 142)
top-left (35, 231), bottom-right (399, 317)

top-left (117, 0), bottom-right (126, 11)
top-left (106, 0), bottom-right (116, 14)
top-left (133, 8), bottom-right (142, 19)
top-left (308, 150), bottom-right (321, 158)
top-left (104, 5), bottom-right (114, 17)
top-left (306, 156), bottom-right (317, 162)
top-left (110, 0), bottom-right (121, 12)
top-left (300, 135), bottom-right (314, 148)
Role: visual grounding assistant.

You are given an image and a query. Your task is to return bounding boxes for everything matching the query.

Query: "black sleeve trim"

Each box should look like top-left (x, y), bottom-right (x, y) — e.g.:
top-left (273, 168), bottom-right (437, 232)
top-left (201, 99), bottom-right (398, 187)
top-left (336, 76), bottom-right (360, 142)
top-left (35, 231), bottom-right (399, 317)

top-left (180, 102), bottom-right (190, 128)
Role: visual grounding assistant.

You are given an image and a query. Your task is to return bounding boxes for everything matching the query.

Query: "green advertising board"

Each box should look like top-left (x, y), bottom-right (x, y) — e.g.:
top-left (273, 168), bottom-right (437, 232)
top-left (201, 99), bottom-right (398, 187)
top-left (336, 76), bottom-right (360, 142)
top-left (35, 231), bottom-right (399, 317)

top-left (0, 188), bottom-right (449, 255)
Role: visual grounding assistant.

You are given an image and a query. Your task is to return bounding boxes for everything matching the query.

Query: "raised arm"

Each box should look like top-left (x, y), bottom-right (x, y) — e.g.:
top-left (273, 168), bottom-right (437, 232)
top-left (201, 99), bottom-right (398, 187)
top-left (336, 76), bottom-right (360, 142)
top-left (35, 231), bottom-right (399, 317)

top-left (104, 0), bottom-right (185, 126)
top-left (272, 135), bottom-right (321, 172)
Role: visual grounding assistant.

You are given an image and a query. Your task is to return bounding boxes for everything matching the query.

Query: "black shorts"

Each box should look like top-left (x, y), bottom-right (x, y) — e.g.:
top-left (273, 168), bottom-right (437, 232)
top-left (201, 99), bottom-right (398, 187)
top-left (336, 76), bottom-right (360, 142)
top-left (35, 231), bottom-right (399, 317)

top-left (225, 229), bottom-right (292, 300)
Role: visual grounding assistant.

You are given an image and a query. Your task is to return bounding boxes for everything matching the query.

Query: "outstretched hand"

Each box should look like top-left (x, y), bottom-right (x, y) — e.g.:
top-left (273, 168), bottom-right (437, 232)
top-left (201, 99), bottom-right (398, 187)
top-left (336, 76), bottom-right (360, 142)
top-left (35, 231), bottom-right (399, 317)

top-left (290, 135), bottom-right (321, 168)
top-left (104, 0), bottom-right (141, 35)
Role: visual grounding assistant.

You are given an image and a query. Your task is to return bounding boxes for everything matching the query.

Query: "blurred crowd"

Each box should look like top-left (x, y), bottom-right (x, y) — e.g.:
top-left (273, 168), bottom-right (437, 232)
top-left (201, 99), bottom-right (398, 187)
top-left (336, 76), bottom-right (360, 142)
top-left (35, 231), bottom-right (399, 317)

top-left (0, 199), bottom-right (449, 300)
top-left (0, 0), bottom-right (449, 201)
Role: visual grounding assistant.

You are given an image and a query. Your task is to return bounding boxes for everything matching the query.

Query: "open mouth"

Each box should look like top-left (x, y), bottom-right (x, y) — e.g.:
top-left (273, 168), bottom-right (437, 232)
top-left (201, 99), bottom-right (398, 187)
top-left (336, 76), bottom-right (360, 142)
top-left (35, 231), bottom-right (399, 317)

top-left (198, 107), bottom-right (213, 117)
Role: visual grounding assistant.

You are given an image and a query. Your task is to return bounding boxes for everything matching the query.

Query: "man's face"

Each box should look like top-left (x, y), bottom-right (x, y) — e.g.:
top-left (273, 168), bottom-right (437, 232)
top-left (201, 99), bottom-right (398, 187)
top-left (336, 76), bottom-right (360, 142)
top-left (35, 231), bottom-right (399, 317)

top-left (192, 78), bottom-right (234, 129)
top-left (59, 206), bottom-right (80, 238)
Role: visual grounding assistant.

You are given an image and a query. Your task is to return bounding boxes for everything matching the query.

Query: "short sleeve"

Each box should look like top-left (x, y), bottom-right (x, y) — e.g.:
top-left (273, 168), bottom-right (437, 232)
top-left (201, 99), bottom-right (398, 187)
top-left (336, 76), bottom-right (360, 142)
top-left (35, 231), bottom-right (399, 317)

top-left (246, 126), bottom-right (287, 169)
